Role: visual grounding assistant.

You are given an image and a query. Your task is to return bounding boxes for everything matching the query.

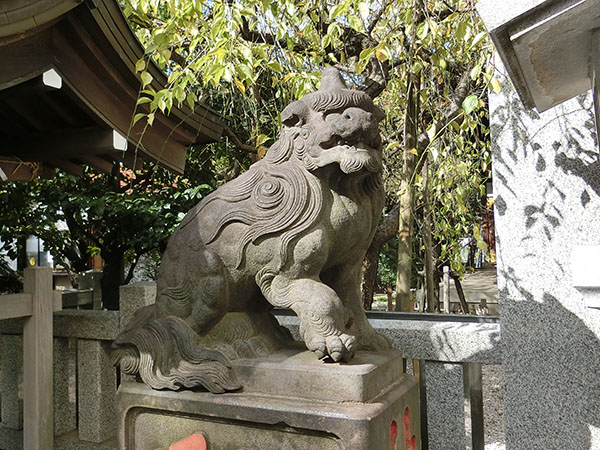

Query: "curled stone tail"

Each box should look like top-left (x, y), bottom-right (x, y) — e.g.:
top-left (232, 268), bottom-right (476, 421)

top-left (112, 314), bottom-right (240, 394)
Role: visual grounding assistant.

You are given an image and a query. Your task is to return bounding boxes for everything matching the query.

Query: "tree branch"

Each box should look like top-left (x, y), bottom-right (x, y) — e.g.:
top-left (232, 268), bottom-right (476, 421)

top-left (223, 126), bottom-right (258, 154)
top-left (361, 203), bottom-right (401, 309)
top-left (367, 0), bottom-right (391, 34)
top-left (416, 67), bottom-right (471, 154)
top-left (240, 18), bottom-right (307, 53)
top-left (124, 253), bottom-right (140, 284)
top-left (169, 50), bottom-right (188, 68)
top-left (372, 203), bottom-right (401, 247)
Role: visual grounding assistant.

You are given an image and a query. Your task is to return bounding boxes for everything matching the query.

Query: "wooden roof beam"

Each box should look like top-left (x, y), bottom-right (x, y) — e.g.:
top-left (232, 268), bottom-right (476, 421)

top-left (120, 151), bottom-right (143, 171)
top-left (79, 155), bottom-right (114, 174)
top-left (0, 69), bottom-right (62, 100)
top-left (50, 159), bottom-right (84, 177)
top-left (0, 126), bottom-right (128, 161)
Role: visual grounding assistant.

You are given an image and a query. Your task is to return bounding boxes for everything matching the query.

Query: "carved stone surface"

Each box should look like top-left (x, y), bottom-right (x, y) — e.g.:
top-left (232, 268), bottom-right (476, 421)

top-left (487, 58), bottom-right (600, 450)
top-left (116, 350), bottom-right (420, 450)
top-left (112, 67), bottom-right (390, 393)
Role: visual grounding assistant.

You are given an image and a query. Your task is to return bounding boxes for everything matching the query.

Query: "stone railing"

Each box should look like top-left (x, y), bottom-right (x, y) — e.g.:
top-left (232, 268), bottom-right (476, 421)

top-left (0, 268), bottom-right (62, 450)
top-left (275, 310), bottom-right (502, 450)
top-left (0, 282), bottom-right (155, 450)
top-left (0, 282), bottom-right (501, 450)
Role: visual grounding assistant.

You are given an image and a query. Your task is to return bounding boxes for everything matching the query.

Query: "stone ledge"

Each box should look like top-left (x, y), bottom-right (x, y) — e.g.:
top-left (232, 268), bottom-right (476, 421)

top-left (0, 310), bottom-right (120, 340)
top-left (0, 427), bottom-right (117, 450)
top-left (233, 346), bottom-right (407, 403)
top-left (275, 313), bottom-right (502, 364)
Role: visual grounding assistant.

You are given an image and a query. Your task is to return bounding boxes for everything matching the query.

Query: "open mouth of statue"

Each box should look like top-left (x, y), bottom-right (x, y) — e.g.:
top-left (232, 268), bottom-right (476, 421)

top-left (320, 136), bottom-right (377, 153)
top-left (309, 135), bottom-right (382, 174)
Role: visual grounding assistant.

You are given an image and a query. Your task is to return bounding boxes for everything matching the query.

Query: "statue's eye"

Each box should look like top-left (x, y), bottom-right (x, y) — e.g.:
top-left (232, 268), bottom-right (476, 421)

top-left (283, 114), bottom-right (302, 127)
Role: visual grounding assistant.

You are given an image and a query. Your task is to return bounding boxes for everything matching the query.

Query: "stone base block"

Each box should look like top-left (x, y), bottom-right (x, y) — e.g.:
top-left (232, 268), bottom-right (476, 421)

top-left (117, 349), bottom-right (420, 450)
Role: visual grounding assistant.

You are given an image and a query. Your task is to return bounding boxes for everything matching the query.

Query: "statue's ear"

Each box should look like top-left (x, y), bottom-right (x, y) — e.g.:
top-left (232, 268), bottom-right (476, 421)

top-left (281, 101), bottom-right (308, 127)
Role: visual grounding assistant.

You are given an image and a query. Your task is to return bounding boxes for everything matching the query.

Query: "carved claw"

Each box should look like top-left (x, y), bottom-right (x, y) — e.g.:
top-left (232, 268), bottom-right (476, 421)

top-left (308, 336), bottom-right (327, 359)
top-left (307, 333), bottom-right (356, 362)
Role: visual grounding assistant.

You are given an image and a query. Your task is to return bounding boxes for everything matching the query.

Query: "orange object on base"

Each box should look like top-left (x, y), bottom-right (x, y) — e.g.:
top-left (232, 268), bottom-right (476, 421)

top-left (169, 433), bottom-right (207, 450)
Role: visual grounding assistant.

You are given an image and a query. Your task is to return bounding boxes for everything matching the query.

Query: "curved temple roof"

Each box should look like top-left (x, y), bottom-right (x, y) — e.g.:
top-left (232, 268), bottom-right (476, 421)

top-left (0, 0), bottom-right (224, 181)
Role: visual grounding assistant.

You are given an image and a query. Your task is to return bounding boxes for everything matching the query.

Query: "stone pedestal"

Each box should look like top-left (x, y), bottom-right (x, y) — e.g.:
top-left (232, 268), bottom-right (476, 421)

top-left (117, 348), bottom-right (420, 450)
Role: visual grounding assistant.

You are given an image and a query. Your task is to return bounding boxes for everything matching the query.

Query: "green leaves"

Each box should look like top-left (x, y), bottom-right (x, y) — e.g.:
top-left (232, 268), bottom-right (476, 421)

top-left (329, 0), bottom-right (351, 21)
top-left (266, 61), bottom-right (283, 73)
top-left (462, 95), bottom-right (479, 114)
top-left (140, 71), bottom-right (153, 88)
top-left (117, 0), bottom-right (495, 291)
top-left (135, 58), bottom-right (146, 72)
top-left (470, 31), bottom-right (488, 50)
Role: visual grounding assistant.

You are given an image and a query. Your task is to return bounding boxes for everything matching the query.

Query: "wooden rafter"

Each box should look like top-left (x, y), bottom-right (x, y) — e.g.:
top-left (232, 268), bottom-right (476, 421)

top-left (0, 127), bottom-right (124, 161)
top-left (0, 0), bottom-right (224, 180)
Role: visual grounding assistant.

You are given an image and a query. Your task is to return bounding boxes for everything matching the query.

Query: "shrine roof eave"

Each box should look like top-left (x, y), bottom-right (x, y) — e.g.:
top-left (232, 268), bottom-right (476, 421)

top-left (0, 0), bottom-right (225, 180)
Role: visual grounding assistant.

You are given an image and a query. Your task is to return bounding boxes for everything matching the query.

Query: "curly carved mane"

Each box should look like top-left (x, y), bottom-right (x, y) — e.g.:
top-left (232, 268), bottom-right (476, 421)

top-left (179, 128), bottom-right (322, 269)
top-left (178, 68), bottom-right (383, 270)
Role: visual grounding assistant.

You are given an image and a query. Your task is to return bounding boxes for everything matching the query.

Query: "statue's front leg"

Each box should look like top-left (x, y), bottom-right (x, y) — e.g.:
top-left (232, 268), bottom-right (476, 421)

top-left (325, 264), bottom-right (391, 351)
top-left (267, 275), bottom-right (356, 362)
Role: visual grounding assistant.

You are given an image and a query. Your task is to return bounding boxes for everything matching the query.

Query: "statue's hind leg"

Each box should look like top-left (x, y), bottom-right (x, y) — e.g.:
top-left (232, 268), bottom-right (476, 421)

top-left (155, 239), bottom-right (230, 334)
top-left (112, 236), bottom-right (240, 393)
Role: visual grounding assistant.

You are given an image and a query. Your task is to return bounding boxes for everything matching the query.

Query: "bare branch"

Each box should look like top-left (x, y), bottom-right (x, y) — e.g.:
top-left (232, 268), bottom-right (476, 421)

top-left (170, 50), bottom-right (188, 68)
top-left (372, 203), bottom-right (401, 247)
top-left (367, 0), bottom-right (391, 34)
top-left (223, 126), bottom-right (258, 154)
top-left (240, 18), bottom-right (307, 53)
top-left (417, 67), bottom-right (471, 153)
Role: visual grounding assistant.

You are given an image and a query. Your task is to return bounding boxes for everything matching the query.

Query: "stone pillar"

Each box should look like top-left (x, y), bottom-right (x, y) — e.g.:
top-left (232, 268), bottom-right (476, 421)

top-left (592, 29), bottom-right (600, 147)
top-left (423, 361), bottom-right (465, 450)
top-left (1, 337), bottom-right (76, 437)
top-left (489, 60), bottom-right (600, 449)
top-left (53, 337), bottom-right (77, 436)
top-left (0, 335), bottom-right (23, 429)
top-left (77, 339), bottom-right (116, 443)
top-left (119, 282), bottom-right (156, 331)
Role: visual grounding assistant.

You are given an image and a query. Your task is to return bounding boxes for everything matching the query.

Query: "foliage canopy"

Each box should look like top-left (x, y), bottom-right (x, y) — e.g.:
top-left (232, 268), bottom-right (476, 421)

top-left (1, 0), bottom-right (495, 309)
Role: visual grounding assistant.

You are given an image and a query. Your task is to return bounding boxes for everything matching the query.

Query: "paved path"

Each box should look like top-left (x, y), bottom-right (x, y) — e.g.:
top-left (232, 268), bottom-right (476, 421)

top-left (449, 265), bottom-right (499, 314)
top-left (460, 265), bottom-right (498, 293)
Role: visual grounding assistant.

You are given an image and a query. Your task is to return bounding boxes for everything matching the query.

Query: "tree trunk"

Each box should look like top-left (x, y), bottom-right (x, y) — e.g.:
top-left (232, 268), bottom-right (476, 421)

top-left (394, 0), bottom-right (421, 312)
top-left (450, 271), bottom-right (470, 314)
top-left (395, 181), bottom-right (414, 311)
top-left (100, 250), bottom-right (124, 310)
top-left (422, 157), bottom-right (438, 312)
top-left (16, 235), bottom-right (26, 271)
top-left (362, 246), bottom-right (379, 310)
top-left (361, 205), bottom-right (400, 310)
top-left (386, 285), bottom-right (394, 311)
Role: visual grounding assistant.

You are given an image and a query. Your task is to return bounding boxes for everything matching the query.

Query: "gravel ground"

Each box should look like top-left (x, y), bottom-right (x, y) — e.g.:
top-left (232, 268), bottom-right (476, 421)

top-left (483, 364), bottom-right (506, 449)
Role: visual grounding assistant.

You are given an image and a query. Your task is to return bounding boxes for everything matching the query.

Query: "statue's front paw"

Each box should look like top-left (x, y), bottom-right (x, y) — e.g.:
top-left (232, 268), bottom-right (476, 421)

top-left (307, 333), bottom-right (356, 362)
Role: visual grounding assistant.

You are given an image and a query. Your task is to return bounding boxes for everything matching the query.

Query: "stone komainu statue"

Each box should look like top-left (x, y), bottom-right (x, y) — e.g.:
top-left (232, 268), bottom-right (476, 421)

top-left (112, 68), bottom-right (391, 393)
